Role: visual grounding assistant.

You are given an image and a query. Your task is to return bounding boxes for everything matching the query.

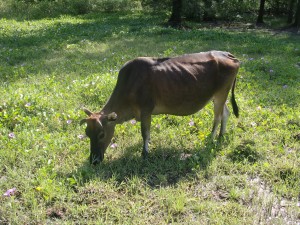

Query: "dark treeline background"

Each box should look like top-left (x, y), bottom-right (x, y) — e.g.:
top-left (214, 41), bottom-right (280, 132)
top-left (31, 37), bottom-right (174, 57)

top-left (0, 0), bottom-right (299, 29)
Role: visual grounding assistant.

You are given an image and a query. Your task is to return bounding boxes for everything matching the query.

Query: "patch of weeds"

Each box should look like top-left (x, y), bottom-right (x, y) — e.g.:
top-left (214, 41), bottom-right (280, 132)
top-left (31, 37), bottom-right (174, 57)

top-left (293, 133), bottom-right (300, 141)
top-left (158, 190), bottom-right (187, 223)
top-left (122, 176), bottom-right (146, 196)
top-left (229, 140), bottom-right (261, 164)
top-left (46, 206), bottom-right (67, 220)
top-left (277, 164), bottom-right (299, 189)
top-left (229, 187), bottom-right (243, 202)
top-left (279, 168), bottom-right (295, 182)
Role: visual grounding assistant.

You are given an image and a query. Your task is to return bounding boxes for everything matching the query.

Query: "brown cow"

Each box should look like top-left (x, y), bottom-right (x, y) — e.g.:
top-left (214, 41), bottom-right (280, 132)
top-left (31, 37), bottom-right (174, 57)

top-left (80, 51), bottom-right (240, 164)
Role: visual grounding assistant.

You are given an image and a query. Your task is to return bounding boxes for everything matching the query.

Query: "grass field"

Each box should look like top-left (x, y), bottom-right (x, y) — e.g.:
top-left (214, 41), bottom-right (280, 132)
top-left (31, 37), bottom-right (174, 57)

top-left (0, 12), bottom-right (299, 224)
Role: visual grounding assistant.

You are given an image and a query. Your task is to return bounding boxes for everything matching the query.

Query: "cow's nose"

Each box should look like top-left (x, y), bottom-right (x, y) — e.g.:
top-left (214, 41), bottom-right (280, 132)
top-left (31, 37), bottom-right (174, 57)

top-left (90, 155), bottom-right (103, 165)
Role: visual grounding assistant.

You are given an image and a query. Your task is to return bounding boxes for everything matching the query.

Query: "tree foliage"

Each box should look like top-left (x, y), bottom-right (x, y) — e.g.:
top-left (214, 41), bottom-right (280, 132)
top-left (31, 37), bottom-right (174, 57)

top-left (1, 0), bottom-right (299, 29)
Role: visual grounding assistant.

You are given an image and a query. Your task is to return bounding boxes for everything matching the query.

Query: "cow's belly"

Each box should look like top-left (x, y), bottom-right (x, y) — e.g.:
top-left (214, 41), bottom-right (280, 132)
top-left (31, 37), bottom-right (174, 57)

top-left (152, 98), bottom-right (211, 116)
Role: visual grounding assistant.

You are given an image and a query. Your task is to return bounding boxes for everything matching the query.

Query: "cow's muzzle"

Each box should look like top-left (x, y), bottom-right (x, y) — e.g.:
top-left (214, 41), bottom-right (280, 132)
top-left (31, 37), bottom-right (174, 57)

top-left (89, 150), bottom-right (105, 165)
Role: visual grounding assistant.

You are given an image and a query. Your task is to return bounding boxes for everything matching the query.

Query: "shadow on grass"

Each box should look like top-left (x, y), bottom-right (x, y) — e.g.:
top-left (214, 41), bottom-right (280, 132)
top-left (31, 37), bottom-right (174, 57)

top-left (64, 136), bottom-right (230, 188)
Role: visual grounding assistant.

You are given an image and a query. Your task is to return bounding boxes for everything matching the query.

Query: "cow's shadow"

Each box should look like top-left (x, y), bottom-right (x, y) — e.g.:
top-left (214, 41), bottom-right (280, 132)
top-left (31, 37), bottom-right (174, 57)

top-left (65, 136), bottom-right (231, 188)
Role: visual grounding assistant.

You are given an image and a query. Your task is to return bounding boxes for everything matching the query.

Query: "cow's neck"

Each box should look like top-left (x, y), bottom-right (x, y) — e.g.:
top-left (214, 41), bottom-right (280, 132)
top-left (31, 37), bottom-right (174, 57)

top-left (100, 98), bottom-right (133, 124)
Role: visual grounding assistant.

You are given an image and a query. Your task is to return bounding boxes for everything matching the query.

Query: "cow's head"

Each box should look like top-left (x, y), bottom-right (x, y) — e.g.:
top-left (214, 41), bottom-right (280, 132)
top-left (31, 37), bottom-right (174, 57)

top-left (80, 108), bottom-right (117, 165)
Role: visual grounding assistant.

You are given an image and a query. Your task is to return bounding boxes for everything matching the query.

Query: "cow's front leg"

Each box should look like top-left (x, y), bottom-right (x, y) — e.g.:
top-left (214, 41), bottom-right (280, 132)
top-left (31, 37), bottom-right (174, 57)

top-left (140, 113), bottom-right (151, 159)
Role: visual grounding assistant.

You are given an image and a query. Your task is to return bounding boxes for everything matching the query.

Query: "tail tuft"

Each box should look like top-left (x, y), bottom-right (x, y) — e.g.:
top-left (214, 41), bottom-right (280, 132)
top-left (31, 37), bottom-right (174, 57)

top-left (231, 78), bottom-right (239, 118)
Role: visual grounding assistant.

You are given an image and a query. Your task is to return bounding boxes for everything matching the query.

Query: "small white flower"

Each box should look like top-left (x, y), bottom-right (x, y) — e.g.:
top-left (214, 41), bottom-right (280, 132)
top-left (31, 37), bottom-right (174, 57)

top-left (77, 134), bottom-right (85, 140)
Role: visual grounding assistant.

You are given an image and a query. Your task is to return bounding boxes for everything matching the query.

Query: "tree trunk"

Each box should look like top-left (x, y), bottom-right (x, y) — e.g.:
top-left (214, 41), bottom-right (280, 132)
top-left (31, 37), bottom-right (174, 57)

top-left (287, 0), bottom-right (296, 24)
top-left (203, 0), bottom-right (215, 21)
top-left (256, 0), bottom-right (266, 25)
top-left (168, 0), bottom-right (182, 28)
top-left (293, 0), bottom-right (300, 29)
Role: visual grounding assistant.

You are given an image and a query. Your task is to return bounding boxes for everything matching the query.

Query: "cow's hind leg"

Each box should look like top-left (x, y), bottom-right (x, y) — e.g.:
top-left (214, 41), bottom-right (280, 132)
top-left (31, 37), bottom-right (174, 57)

top-left (220, 104), bottom-right (230, 136)
top-left (140, 111), bottom-right (152, 159)
top-left (212, 95), bottom-right (229, 138)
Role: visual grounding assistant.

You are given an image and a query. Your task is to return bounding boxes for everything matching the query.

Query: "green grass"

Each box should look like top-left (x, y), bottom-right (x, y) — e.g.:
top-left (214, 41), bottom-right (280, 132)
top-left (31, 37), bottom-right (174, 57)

top-left (0, 12), bottom-right (299, 224)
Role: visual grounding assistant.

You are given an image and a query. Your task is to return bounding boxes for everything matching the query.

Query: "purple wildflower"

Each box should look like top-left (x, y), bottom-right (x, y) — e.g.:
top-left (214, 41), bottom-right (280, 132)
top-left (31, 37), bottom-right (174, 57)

top-left (130, 119), bottom-right (136, 125)
top-left (110, 143), bottom-right (118, 148)
top-left (25, 102), bottom-right (31, 107)
top-left (8, 132), bottom-right (15, 139)
top-left (3, 187), bottom-right (17, 197)
top-left (269, 69), bottom-right (274, 73)
top-left (67, 120), bottom-right (72, 124)
top-left (189, 120), bottom-right (195, 126)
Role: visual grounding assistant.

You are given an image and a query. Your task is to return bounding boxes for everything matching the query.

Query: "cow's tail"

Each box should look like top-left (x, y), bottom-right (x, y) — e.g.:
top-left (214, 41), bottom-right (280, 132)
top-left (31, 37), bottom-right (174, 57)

top-left (231, 77), bottom-right (239, 118)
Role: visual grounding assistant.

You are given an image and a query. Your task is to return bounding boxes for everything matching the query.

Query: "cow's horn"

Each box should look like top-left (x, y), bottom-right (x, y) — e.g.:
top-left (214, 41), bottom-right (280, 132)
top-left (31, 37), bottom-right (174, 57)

top-left (83, 108), bottom-right (93, 116)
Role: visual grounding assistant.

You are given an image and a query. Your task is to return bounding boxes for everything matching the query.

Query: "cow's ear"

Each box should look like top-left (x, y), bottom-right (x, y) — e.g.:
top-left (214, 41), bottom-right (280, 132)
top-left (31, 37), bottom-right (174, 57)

top-left (107, 112), bottom-right (117, 121)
